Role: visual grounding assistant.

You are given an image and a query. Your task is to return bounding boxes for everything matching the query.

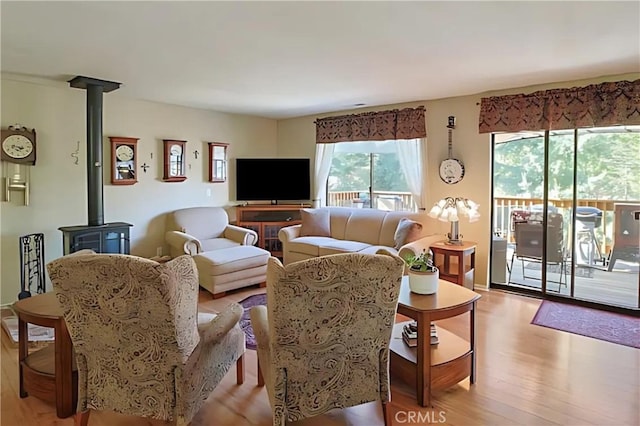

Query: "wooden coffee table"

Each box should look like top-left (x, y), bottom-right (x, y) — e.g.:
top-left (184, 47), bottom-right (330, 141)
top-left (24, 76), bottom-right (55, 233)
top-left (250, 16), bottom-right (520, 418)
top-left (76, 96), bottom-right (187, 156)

top-left (13, 292), bottom-right (77, 418)
top-left (389, 277), bottom-right (481, 407)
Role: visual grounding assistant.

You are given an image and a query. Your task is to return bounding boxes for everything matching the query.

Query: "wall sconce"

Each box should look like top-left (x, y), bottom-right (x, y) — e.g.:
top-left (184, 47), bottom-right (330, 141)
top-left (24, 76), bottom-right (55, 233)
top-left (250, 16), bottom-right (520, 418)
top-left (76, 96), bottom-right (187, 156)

top-left (428, 197), bottom-right (480, 245)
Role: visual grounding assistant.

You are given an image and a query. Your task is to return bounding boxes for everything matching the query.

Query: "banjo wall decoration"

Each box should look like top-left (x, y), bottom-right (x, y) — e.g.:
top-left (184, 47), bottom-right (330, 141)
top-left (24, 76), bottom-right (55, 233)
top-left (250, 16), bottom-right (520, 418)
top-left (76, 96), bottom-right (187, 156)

top-left (439, 116), bottom-right (465, 184)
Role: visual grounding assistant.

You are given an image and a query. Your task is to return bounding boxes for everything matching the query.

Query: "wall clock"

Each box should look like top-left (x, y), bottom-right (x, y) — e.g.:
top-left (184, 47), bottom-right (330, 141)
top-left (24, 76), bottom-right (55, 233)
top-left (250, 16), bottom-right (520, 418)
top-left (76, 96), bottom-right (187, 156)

top-left (439, 116), bottom-right (465, 184)
top-left (208, 142), bottom-right (228, 183)
top-left (163, 139), bottom-right (187, 182)
top-left (109, 137), bottom-right (138, 185)
top-left (1, 126), bottom-right (36, 165)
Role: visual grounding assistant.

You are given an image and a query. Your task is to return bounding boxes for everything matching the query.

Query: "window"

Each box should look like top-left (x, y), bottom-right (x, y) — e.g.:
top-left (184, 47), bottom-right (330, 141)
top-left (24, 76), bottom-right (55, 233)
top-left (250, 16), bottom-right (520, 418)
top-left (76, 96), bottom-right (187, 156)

top-left (326, 140), bottom-right (415, 211)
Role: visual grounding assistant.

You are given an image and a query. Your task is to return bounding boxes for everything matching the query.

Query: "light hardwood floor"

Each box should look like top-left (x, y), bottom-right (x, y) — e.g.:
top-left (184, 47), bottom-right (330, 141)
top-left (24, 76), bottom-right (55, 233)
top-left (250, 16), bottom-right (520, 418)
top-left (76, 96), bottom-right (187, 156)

top-left (1, 287), bottom-right (638, 426)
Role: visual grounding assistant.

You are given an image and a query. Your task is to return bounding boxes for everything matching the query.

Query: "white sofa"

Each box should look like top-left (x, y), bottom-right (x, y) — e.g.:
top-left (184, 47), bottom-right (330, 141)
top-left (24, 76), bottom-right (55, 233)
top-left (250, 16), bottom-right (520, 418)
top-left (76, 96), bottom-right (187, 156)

top-left (165, 207), bottom-right (270, 297)
top-left (278, 207), bottom-right (444, 265)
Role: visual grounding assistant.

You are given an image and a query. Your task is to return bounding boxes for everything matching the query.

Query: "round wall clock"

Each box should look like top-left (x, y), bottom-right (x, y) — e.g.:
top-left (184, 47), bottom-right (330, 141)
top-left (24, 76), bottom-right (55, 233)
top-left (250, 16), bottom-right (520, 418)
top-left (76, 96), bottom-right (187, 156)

top-left (439, 116), bottom-right (465, 185)
top-left (115, 145), bottom-right (134, 161)
top-left (1, 126), bottom-right (36, 165)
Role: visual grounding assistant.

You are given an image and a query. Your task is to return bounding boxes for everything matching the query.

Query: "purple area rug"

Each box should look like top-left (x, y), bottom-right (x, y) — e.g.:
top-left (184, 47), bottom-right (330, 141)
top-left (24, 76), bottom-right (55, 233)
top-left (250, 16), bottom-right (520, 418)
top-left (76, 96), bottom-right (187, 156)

top-left (238, 293), bottom-right (266, 350)
top-left (532, 300), bottom-right (640, 349)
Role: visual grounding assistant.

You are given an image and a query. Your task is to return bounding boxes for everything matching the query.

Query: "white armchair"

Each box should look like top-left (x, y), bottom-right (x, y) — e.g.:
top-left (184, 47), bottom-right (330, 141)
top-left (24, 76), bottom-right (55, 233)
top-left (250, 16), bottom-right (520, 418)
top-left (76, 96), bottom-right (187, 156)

top-left (166, 207), bottom-right (270, 298)
top-left (166, 207), bottom-right (258, 257)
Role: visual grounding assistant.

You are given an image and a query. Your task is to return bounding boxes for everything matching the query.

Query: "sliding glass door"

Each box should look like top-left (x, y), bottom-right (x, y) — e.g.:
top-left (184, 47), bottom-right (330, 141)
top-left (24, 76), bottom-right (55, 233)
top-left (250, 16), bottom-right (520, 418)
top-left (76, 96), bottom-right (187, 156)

top-left (491, 126), bottom-right (640, 311)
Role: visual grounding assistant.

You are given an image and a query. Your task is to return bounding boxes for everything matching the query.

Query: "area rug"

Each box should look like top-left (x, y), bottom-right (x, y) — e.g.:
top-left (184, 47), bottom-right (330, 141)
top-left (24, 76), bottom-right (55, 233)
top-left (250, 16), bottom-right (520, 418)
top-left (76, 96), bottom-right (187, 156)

top-left (238, 293), bottom-right (266, 350)
top-left (531, 300), bottom-right (640, 349)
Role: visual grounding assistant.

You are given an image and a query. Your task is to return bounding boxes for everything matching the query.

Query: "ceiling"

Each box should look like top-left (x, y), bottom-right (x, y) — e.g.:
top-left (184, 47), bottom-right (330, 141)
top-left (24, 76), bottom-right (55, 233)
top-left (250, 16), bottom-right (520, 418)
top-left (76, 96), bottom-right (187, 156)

top-left (2, 1), bottom-right (639, 119)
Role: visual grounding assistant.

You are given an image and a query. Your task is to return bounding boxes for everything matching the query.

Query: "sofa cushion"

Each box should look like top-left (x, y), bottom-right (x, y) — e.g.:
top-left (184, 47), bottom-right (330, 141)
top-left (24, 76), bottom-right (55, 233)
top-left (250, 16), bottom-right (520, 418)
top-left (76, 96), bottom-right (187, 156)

top-left (358, 245), bottom-right (399, 256)
top-left (300, 208), bottom-right (331, 237)
top-left (200, 238), bottom-right (241, 252)
top-left (326, 207), bottom-right (354, 240)
top-left (343, 209), bottom-right (388, 245)
top-left (171, 207), bottom-right (229, 240)
top-left (287, 237), bottom-right (330, 257)
top-left (379, 211), bottom-right (436, 247)
top-left (393, 218), bottom-right (423, 249)
top-left (318, 240), bottom-right (372, 256)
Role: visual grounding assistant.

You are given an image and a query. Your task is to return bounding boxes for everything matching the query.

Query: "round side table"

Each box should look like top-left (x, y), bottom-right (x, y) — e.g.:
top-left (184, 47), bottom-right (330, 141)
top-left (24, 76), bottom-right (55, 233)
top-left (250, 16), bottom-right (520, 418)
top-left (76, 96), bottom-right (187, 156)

top-left (13, 292), bottom-right (77, 418)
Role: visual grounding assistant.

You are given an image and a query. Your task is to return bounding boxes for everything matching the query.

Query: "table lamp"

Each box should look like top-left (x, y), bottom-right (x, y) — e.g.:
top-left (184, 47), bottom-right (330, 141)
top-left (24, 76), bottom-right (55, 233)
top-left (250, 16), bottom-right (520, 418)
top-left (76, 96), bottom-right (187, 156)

top-left (428, 197), bottom-right (480, 245)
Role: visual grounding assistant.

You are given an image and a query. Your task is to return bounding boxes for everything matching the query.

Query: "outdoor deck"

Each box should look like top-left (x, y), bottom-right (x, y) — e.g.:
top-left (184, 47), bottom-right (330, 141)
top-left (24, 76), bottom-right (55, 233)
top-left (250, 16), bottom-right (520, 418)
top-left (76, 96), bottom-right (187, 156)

top-left (500, 244), bottom-right (639, 309)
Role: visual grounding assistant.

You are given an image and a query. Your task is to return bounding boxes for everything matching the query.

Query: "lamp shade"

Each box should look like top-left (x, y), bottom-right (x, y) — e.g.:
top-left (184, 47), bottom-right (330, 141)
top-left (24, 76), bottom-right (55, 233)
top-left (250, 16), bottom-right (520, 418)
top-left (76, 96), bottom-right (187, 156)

top-left (428, 197), bottom-right (480, 244)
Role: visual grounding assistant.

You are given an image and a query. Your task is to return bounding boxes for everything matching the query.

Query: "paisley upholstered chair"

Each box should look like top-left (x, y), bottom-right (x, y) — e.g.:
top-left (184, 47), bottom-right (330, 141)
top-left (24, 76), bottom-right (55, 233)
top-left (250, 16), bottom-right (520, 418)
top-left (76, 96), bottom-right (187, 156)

top-left (250, 252), bottom-right (405, 426)
top-left (47, 253), bottom-right (246, 426)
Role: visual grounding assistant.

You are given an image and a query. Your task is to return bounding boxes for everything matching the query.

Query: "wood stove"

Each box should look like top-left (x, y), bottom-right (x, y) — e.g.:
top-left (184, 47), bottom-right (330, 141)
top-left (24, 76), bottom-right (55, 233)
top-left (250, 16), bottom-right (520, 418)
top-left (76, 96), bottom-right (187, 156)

top-left (59, 222), bottom-right (132, 255)
top-left (59, 76), bottom-right (132, 255)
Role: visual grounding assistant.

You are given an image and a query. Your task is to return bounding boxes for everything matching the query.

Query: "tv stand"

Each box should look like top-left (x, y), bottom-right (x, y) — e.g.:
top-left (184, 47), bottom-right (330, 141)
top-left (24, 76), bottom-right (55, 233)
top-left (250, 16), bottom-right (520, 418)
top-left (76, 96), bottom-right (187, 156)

top-left (236, 204), bottom-right (309, 257)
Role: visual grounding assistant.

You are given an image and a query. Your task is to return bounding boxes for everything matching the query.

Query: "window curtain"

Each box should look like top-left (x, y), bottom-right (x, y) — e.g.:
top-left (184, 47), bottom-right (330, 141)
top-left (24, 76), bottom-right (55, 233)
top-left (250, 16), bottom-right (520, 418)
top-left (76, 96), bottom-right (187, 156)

top-left (478, 79), bottom-right (640, 133)
top-left (315, 106), bottom-right (426, 143)
top-left (313, 143), bottom-right (335, 207)
top-left (396, 138), bottom-right (427, 210)
top-left (314, 106), bottom-right (427, 208)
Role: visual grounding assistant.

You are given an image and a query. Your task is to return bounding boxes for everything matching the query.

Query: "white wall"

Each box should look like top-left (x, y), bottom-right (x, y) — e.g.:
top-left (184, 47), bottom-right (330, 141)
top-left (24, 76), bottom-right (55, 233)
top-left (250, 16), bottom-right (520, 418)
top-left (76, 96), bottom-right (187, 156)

top-left (0, 76), bottom-right (277, 305)
top-left (277, 72), bottom-right (640, 289)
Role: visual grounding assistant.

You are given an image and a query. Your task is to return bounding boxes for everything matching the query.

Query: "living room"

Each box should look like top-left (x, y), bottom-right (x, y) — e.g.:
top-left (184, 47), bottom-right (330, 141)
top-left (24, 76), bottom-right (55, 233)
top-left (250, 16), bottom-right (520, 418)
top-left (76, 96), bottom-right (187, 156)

top-left (1, 2), bottom-right (639, 425)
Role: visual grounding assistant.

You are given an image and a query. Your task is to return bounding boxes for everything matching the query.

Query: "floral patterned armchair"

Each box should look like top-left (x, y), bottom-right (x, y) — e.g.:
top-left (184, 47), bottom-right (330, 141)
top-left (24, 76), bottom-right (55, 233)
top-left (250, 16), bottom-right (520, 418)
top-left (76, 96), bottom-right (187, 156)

top-left (47, 253), bottom-right (246, 426)
top-left (250, 252), bottom-right (405, 426)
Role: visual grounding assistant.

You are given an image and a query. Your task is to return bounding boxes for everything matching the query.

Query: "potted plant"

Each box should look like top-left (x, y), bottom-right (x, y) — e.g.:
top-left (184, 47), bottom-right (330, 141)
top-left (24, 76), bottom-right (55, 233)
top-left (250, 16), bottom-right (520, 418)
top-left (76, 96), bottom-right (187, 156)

top-left (404, 249), bottom-right (439, 294)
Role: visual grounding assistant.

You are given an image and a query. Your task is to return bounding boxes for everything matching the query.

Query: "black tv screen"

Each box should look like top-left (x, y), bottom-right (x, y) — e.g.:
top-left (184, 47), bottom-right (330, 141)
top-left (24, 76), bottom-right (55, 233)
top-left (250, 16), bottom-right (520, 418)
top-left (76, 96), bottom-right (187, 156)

top-left (236, 158), bottom-right (311, 202)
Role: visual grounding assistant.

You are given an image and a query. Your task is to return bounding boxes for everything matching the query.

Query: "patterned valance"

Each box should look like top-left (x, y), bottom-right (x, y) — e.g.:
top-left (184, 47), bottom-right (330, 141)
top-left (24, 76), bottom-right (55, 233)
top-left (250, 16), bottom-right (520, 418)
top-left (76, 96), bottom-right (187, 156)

top-left (479, 79), bottom-right (640, 133)
top-left (315, 106), bottom-right (426, 143)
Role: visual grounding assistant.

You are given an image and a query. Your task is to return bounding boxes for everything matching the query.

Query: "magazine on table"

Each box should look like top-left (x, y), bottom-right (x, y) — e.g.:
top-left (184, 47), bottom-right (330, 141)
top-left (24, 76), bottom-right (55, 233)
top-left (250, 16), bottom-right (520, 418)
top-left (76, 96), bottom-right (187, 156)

top-left (402, 321), bottom-right (439, 347)
top-left (1, 316), bottom-right (55, 343)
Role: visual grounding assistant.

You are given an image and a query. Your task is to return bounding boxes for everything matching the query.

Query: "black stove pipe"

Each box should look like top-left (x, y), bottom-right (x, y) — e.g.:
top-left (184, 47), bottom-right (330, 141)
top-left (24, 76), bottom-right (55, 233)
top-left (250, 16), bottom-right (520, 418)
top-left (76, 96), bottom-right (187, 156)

top-left (86, 84), bottom-right (104, 225)
top-left (69, 76), bottom-right (121, 226)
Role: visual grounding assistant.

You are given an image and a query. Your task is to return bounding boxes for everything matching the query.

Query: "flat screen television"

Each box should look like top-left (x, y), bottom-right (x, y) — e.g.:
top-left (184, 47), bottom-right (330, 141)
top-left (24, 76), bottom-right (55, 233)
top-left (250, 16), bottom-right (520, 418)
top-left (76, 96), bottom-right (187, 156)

top-left (236, 158), bottom-right (311, 202)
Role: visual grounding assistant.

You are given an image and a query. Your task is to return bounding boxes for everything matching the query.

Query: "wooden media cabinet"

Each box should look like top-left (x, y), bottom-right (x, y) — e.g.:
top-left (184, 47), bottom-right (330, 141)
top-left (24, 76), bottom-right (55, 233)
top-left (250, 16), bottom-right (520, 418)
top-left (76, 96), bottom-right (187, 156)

top-left (236, 204), bottom-right (309, 258)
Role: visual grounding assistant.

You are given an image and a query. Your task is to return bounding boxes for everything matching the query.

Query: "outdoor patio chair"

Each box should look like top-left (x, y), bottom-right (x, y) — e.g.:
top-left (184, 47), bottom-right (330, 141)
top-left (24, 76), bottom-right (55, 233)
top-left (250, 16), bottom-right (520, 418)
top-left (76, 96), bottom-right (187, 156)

top-left (507, 212), bottom-right (568, 291)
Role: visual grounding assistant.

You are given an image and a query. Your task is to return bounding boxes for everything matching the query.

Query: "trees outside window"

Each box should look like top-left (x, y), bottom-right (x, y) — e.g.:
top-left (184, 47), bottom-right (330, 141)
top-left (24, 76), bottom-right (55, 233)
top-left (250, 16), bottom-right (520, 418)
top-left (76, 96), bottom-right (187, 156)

top-left (494, 127), bottom-right (640, 201)
top-left (327, 140), bottom-right (413, 211)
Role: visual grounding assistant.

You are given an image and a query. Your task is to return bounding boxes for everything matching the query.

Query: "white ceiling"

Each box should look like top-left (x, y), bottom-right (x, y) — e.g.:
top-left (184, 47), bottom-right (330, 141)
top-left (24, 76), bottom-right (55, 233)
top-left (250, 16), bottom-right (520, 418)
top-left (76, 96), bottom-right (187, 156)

top-left (2, 1), bottom-right (639, 119)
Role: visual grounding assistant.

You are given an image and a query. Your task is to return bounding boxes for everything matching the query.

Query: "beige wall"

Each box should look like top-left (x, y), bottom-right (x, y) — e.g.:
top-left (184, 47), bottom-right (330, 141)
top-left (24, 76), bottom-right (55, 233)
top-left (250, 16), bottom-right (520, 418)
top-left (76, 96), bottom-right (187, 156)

top-left (3, 72), bottom-right (636, 304)
top-left (277, 72), bottom-right (640, 289)
top-left (0, 75), bottom-right (277, 305)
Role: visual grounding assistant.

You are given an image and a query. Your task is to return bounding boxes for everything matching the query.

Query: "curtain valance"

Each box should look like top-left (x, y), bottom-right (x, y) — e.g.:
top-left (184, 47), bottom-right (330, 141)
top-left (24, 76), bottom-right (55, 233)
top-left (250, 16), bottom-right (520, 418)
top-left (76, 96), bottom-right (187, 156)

top-left (315, 106), bottom-right (426, 143)
top-left (478, 79), bottom-right (640, 133)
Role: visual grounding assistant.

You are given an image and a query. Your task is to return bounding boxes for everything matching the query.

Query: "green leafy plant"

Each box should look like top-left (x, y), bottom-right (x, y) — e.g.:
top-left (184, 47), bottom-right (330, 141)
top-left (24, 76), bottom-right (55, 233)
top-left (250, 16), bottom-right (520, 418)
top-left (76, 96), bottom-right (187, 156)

top-left (403, 249), bottom-right (437, 272)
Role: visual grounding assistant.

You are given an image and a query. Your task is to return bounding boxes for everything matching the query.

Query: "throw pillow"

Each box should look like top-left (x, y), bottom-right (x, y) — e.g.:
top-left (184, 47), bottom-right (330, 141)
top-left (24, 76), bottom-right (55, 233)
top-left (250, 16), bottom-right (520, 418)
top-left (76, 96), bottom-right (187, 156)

top-left (299, 208), bottom-right (331, 237)
top-left (394, 218), bottom-right (423, 249)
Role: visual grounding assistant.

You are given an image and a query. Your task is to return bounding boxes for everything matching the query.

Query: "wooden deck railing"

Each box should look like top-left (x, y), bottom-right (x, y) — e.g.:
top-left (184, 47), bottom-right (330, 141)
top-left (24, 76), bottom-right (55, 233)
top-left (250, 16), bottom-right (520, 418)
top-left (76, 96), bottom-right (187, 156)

top-left (327, 190), bottom-right (415, 211)
top-left (493, 197), bottom-right (640, 255)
